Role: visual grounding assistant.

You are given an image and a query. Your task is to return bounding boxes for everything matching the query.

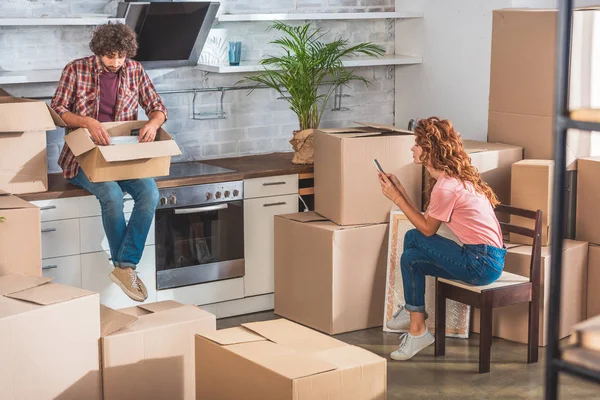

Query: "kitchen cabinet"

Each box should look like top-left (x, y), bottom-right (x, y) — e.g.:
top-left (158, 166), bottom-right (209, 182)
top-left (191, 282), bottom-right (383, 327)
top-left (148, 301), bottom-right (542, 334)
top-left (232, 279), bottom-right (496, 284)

top-left (41, 254), bottom-right (82, 288)
top-left (40, 218), bottom-right (81, 259)
top-left (81, 245), bottom-right (157, 309)
top-left (79, 213), bottom-right (155, 254)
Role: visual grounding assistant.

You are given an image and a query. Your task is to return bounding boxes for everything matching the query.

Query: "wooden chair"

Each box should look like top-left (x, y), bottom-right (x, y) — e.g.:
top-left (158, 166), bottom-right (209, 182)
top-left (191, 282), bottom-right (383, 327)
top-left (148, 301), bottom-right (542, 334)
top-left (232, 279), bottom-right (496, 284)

top-left (434, 204), bottom-right (542, 373)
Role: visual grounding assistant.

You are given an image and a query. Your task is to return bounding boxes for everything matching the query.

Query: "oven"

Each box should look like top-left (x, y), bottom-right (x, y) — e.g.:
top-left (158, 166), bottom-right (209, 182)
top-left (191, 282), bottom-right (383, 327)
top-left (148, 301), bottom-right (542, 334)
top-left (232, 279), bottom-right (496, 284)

top-left (155, 181), bottom-right (244, 290)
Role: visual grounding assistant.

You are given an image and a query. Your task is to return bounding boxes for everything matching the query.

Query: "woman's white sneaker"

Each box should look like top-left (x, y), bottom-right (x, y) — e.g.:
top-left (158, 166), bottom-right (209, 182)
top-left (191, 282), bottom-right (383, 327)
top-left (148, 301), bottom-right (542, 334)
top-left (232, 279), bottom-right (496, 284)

top-left (390, 329), bottom-right (435, 361)
top-left (386, 306), bottom-right (429, 331)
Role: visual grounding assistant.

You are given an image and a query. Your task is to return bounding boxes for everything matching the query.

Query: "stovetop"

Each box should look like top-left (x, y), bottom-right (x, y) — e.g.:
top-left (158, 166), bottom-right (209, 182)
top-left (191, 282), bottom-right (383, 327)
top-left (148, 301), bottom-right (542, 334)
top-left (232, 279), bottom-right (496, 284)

top-left (157, 161), bottom-right (236, 181)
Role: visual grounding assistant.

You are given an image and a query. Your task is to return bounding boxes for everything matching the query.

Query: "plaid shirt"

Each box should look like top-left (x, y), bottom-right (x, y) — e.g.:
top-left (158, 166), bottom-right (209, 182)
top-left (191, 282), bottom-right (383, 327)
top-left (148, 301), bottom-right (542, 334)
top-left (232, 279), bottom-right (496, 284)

top-left (51, 55), bottom-right (168, 179)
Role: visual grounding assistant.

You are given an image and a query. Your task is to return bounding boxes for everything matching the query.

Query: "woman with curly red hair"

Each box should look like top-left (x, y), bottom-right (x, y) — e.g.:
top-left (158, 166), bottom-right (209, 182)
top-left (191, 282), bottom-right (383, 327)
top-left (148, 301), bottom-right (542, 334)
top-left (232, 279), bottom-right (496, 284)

top-left (379, 117), bottom-right (506, 361)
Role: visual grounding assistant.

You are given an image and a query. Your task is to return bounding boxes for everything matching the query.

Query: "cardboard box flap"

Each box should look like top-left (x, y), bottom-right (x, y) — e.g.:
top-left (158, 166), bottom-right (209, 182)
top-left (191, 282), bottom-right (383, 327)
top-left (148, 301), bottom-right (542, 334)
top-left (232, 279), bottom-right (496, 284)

top-left (0, 97), bottom-right (56, 132)
top-left (98, 140), bottom-right (182, 162)
top-left (121, 304), bottom-right (213, 333)
top-left (229, 340), bottom-right (338, 380)
top-left (242, 319), bottom-right (347, 353)
top-left (199, 326), bottom-right (266, 346)
top-left (0, 295), bottom-right (40, 319)
top-left (573, 315), bottom-right (600, 333)
top-left (278, 212), bottom-right (328, 223)
top-left (137, 300), bottom-right (184, 314)
top-left (354, 121), bottom-right (414, 134)
top-left (64, 128), bottom-right (97, 156)
top-left (319, 127), bottom-right (369, 134)
top-left (0, 192), bottom-right (37, 210)
top-left (47, 106), bottom-right (67, 127)
top-left (6, 282), bottom-right (93, 306)
top-left (100, 305), bottom-right (139, 336)
top-left (0, 274), bottom-right (52, 296)
top-left (313, 344), bottom-right (385, 369)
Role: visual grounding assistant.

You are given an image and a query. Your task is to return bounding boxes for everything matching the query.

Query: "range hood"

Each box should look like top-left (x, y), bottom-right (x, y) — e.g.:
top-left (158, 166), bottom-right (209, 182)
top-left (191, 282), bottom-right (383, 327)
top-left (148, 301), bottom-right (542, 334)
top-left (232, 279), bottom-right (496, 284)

top-left (117, 0), bottom-right (220, 69)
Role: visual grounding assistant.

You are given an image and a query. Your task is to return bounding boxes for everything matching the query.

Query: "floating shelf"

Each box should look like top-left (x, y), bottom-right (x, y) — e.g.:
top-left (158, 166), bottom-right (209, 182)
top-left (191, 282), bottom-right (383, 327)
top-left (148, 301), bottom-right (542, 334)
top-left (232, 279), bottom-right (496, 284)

top-left (197, 55), bottom-right (423, 74)
top-left (0, 69), bottom-right (62, 85)
top-left (0, 17), bottom-right (125, 26)
top-left (571, 109), bottom-right (600, 123)
top-left (217, 11), bottom-right (423, 22)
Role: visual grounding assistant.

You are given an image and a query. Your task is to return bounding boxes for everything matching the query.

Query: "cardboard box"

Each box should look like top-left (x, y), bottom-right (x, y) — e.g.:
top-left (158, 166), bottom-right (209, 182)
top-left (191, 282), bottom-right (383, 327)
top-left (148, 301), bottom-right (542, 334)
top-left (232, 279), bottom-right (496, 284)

top-left (274, 212), bottom-right (388, 335)
top-left (509, 160), bottom-right (554, 246)
top-left (422, 140), bottom-right (523, 210)
top-left (472, 240), bottom-right (588, 346)
top-left (100, 300), bottom-right (216, 400)
top-left (0, 96), bottom-right (63, 194)
top-left (0, 190), bottom-right (41, 277)
top-left (65, 120), bottom-right (181, 183)
top-left (487, 8), bottom-right (600, 169)
top-left (587, 245), bottom-right (600, 319)
top-left (195, 319), bottom-right (387, 400)
top-left (577, 157), bottom-right (600, 244)
top-left (572, 315), bottom-right (600, 352)
top-left (314, 122), bottom-right (421, 225)
top-left (0, 274), bottom-right (101, 399)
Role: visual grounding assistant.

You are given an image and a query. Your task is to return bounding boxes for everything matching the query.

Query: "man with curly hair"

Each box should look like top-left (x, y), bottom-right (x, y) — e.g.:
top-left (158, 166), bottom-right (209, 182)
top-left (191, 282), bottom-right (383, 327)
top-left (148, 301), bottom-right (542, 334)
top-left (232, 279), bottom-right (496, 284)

top-left (51, 23), bottom-right (168, 302)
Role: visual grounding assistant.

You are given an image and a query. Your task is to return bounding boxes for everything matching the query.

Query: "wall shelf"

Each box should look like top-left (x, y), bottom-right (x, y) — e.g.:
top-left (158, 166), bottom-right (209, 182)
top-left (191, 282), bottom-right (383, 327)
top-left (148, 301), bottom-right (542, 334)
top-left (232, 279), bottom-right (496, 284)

top-left (0, 69), bottom-right (62, 85)
top-left (217, 11), bottom-right (422, 22)
top-left (0, 17), bottom-right (125, 26)
top-left (197, 55), bottom-right (423, 74)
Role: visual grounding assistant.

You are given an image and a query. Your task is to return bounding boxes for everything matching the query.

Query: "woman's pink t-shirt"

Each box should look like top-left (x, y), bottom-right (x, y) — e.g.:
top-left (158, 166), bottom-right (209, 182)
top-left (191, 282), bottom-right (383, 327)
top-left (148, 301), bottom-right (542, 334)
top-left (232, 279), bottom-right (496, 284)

top-left (427, 174), bottom-right (504, 248)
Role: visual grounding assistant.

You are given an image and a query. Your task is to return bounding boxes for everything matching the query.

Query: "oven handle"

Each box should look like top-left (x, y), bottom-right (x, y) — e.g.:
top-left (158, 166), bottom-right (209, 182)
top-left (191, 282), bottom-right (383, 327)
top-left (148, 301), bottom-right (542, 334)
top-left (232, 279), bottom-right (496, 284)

top-left (174, 204), bottom-right (229, 214)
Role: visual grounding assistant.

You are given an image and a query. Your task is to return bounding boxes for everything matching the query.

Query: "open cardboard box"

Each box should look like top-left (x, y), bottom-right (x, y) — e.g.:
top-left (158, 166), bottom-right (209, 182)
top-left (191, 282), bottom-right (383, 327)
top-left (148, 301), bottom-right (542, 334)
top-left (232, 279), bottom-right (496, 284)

top-left (195, 318), bottom-right (386, 400)
top-left (314, 122), bottom-right (421, 226)
top-left (65, 120), bottom-right (181, 183)
top-left (100, 300), bottom-right (216, 400)
top-left (0, 190), bottom-right (41, 277)
top-left (0, 274), bottom-right (102, 399)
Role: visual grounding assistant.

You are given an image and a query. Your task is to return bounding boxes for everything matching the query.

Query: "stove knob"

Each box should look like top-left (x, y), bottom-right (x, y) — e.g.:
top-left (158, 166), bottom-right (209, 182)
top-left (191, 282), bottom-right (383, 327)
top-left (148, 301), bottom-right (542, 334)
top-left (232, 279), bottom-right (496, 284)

top-left (159, 197), bottom-right (168, 206)
top-left (168, 194), bottom-right (177, 205)
top-left (233, 189), bottom-right (239, 197)
top-left (206, 192), bottom-right (213, 201)
top-left (224, 190), bottom-right (231, 198)
top-left (215, 191), bottom-right (222, 199)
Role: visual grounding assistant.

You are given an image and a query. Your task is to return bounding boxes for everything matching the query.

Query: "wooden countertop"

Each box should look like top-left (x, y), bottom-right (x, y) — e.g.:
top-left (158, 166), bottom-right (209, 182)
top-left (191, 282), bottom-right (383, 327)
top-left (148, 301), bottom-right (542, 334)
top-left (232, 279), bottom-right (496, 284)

top-left (19, 152), bottom-right (314, 201)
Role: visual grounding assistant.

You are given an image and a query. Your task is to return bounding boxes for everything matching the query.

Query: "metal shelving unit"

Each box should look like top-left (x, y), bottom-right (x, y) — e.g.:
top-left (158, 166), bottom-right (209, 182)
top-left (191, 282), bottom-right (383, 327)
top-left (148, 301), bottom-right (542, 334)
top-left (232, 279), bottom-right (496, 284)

top-left (546, 1), bottom-right (600, 398)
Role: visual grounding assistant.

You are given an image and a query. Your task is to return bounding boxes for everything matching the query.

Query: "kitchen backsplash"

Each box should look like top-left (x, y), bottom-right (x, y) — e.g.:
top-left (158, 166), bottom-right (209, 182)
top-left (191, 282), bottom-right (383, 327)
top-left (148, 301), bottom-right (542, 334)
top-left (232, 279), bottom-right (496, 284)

top-left (0, 0), bottom-right (396, 173)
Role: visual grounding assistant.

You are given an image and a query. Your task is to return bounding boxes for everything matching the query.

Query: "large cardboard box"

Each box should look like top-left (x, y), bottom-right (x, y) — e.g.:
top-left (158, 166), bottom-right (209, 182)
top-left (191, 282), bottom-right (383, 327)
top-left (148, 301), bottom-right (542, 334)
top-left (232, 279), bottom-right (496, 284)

top-left (100, 300), bottom-right (216, 400)
top-left (274, 212), bottom-right (388, 334)
top-left (0, 190), bottom-right (41, 277)
top-left (422, 140), bottom-right (523, 210)
top-left (510, 160), bottom-right (554, 246)
top-left (472, 240), bottom-right (588, 346)
top-left (195, 319), bottom-right (387, 400)
top-left (65, 120), bottom-right (181, 183)
top-left (314, 122), bottom-right (421, 226)
top-left (587, 245), bottom-right (600, 319)
top-left (0, 96), bottom-right (63, 194)
top-left (576, 157), bottom-right (600, 244)
top-left (487, 8), bottom-right (600, 169)
top-left (0, 274), bottom-right (102, 399)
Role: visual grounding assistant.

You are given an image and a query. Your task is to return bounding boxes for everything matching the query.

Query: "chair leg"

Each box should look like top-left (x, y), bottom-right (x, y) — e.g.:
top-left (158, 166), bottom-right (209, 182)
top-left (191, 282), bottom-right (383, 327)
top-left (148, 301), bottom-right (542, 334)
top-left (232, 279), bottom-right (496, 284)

top-left (527, 296), bottom-right (540, 363)
top-left (434, 280), bottom-right (446, 357)
top-left (478, 292), bottom-right (493, 373)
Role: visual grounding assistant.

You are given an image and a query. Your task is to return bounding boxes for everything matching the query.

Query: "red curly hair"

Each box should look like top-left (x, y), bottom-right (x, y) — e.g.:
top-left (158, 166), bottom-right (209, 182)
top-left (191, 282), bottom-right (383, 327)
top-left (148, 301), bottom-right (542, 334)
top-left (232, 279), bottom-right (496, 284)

top-left (415, 117), bottom-right (500, 208)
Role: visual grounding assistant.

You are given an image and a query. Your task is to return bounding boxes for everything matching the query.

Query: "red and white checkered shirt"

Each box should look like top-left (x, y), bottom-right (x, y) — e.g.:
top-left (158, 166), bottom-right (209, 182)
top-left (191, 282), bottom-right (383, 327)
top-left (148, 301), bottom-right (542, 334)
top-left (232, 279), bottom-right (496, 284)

top-left (51, 55), bottom-right (168, 179)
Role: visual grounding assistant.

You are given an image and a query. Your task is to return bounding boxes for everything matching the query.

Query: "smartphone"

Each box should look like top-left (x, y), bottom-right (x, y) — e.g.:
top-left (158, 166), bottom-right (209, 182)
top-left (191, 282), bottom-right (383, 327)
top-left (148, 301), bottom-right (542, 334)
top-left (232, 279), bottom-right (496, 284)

top-left (373, 159), bottom-right (385, 174)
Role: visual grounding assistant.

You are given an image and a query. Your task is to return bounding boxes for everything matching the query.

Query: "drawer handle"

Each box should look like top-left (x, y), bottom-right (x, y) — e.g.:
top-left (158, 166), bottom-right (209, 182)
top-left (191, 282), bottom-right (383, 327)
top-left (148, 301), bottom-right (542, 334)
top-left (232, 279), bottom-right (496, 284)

top-left (40, 205), bottom-right (56, 211)
top-left (263, 181), bottom-right (286, 186)
top-left (263, 202), bottom-right (287, 207)
top-left (41, 227), bottom-right (56, 233)
top-left (42, 265), bottom-right (57, 270)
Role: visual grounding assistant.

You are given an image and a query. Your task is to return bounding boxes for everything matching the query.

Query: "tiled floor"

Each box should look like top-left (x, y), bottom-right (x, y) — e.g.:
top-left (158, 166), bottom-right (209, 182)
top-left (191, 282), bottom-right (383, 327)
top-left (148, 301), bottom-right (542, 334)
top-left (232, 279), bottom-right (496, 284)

top-left (217, 312), bottom-right (599, 399)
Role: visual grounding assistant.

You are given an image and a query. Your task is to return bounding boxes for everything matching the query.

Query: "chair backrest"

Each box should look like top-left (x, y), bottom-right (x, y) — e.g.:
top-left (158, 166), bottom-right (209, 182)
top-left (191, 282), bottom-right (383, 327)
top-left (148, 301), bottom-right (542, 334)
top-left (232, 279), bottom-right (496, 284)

top-left (494, 204), bottom-right (543, 287)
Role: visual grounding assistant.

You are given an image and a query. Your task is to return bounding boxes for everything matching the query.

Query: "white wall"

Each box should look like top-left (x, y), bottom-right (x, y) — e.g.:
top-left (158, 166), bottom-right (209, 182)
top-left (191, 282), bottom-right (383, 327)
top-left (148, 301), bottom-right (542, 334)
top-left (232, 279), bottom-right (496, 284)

top-left (394, 0), bottom-right (600, 141)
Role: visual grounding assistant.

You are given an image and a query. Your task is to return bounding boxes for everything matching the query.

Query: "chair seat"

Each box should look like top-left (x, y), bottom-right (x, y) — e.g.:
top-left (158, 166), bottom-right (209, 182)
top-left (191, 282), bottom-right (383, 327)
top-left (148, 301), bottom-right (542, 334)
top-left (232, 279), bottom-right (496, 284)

top-left (438, 271), bottom-right (530, 293)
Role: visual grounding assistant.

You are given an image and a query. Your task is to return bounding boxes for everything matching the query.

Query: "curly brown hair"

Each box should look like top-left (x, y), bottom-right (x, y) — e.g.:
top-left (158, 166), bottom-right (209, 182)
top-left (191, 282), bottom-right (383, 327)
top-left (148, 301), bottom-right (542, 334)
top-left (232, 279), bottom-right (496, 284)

top-left (89, 23), bottom-right (138, 58)
top-left (416, 117), bottom-right (500, 208)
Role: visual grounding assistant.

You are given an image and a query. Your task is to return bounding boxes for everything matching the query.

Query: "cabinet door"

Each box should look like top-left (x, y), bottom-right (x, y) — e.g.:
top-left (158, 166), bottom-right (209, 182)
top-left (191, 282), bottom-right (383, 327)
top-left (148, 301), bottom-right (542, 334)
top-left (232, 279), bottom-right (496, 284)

top-left (41, 219), bottom-right (81, 259)
top-left (244, 174), bottom-right (298, 199)
top-left (243, 194), bottom-right (298, 296)
top-left (81, 245), bottom-right (157, 309)
top-left (31, 198), bottom-right (81, 222)
top-left (42, 255), bottom-right (82, 288)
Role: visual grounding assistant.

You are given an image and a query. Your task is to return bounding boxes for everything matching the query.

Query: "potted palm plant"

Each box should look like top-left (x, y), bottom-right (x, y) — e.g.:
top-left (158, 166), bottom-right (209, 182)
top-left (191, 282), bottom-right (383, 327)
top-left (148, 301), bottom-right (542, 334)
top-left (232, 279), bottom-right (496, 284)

top-left (245, 22), bottom-right (386, 164)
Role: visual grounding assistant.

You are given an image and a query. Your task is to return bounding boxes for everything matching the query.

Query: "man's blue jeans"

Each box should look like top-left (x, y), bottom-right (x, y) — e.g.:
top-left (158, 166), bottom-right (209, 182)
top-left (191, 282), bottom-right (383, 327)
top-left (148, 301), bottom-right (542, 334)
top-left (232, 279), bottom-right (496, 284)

top-left (69, 169), bottom-right (159, 270)
top-left (401, 229), bottom-right (507, 313)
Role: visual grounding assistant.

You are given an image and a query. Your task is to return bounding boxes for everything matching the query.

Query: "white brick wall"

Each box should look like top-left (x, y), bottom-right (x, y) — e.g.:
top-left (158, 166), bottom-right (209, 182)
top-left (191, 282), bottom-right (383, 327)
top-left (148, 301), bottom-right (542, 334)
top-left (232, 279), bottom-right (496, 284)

top-left (0, 0), bottom-right (396, 172)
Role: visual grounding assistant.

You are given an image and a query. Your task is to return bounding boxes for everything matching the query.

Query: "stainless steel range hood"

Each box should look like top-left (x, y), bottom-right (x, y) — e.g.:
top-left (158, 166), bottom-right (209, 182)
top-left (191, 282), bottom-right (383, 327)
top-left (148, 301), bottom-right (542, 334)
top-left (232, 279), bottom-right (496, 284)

top-left (117, 0), bottom-right (220, 69)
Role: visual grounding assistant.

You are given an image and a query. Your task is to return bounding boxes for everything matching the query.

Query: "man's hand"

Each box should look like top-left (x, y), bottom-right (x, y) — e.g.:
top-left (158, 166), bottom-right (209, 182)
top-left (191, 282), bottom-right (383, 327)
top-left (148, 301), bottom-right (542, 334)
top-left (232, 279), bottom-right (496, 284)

top-left (84, 117), bottom-right (110, 146)
top-left (378, 172), bottom-right (402, 203)
top-left (139, 121), bottom-right (159, 143)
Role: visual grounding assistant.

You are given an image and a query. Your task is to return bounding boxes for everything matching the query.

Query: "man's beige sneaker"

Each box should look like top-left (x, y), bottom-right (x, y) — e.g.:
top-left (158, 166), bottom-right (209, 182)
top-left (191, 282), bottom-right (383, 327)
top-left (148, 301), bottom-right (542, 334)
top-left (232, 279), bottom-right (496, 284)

top-left (109, 267), bottom-right (147, 302)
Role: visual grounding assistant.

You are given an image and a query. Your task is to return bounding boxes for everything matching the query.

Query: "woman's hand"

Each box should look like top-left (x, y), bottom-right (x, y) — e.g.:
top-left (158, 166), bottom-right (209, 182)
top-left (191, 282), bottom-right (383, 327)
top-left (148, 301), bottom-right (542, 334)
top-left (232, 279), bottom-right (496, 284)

top-left (387, 173), bottom-right (405, 194)
top-left (378, 172), bottom-right (402, 203)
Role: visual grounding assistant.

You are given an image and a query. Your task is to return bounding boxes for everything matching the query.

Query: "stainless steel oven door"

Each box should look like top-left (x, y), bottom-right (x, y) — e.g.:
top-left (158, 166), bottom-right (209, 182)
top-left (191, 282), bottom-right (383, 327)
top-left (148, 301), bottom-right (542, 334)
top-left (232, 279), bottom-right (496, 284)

top-left (155, 199), bottom-right (244, 290)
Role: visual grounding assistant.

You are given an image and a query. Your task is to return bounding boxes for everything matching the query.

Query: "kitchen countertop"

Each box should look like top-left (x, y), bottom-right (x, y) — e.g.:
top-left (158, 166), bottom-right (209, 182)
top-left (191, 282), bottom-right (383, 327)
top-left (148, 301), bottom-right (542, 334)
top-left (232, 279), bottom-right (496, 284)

top-left (19, 152), bottom-right (314, 201)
